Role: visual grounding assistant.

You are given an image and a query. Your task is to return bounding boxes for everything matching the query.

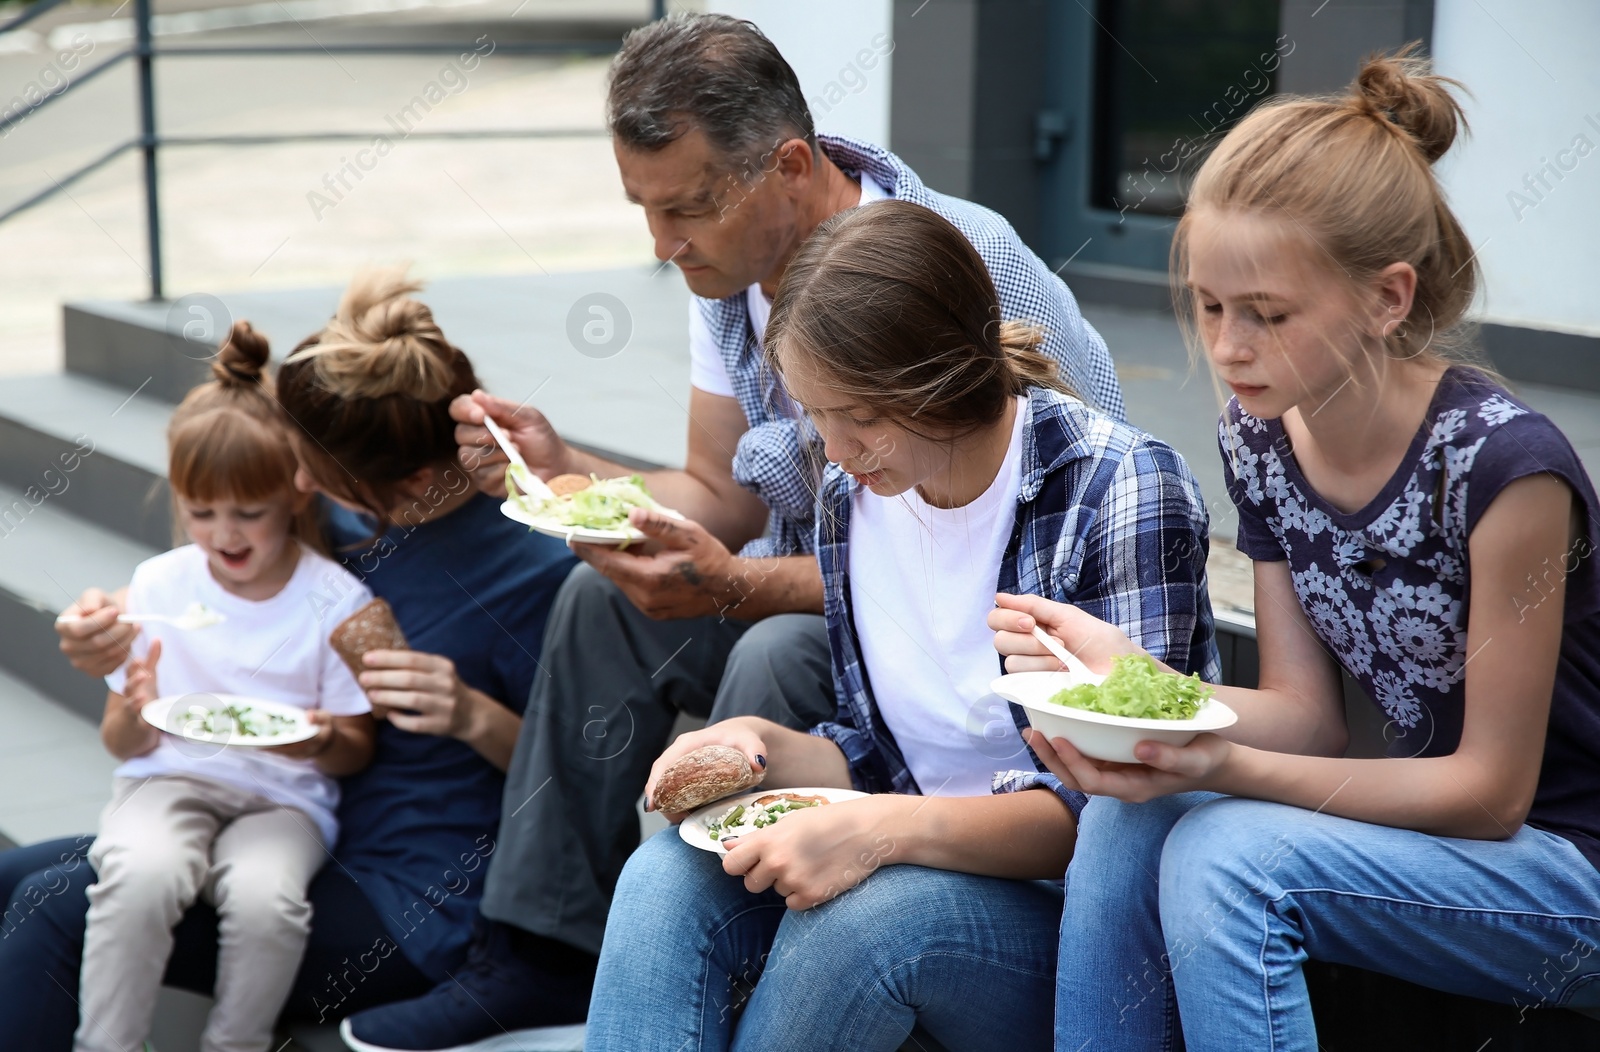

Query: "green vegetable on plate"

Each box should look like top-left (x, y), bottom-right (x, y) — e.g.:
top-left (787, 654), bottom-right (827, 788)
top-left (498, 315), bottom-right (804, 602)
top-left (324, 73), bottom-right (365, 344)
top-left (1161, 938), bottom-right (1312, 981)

top-left (505, 469), bottom-right (660, 531)
top-left (705, 796), bottom-right (822, 842)
top-left (184, 703), bottom-right (297, 738)
top-left (1047, 654), bottom-right (1213, 721)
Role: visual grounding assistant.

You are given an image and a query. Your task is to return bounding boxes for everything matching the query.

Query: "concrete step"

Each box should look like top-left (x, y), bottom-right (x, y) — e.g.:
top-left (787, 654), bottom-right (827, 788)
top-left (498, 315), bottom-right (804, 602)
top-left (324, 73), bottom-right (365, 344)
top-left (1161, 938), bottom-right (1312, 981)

top-left (0, 664), bottom-right (115, 847)
top-left (64, 300), bottom-right (219, 410)
top-left (62, 266), bottom-right (693, 470)
top-left (0, 372), bottom-right (175, 550)
top-left (0, 479), bottom-right (159, 724)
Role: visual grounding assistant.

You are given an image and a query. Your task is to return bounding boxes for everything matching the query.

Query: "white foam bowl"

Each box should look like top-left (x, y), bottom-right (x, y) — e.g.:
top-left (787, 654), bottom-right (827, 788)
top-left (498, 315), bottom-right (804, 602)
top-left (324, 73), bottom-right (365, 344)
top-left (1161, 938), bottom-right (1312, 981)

top-left (990, 670), bottom-right (1238, 764)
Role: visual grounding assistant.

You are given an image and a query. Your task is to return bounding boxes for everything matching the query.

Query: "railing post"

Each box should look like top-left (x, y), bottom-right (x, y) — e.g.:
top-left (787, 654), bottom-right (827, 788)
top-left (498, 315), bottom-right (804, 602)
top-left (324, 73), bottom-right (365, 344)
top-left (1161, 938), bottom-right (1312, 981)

top-left (134, 0), bottom-right (163, 300)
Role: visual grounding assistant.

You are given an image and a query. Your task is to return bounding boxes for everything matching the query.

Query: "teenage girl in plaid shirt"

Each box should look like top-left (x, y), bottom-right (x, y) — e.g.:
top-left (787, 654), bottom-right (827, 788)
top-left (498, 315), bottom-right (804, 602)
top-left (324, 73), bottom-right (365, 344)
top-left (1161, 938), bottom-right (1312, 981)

top-left (586, 200), bottom-right (1219, 1052)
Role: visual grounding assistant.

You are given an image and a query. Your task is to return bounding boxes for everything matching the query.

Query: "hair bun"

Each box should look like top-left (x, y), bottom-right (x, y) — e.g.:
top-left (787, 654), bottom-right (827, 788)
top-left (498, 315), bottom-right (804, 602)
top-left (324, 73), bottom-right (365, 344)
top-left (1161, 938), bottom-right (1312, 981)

top-left (285, 265), bottom-right (459, 402)
top-left (212, 320), bottom-right (270, 386)
top-left (1351, 43), bottom-right (1467, 164)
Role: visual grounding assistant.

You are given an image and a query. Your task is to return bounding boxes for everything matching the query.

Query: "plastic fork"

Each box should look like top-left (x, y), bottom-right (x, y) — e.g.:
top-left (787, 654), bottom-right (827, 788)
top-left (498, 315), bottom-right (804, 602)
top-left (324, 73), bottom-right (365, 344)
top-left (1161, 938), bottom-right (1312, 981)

top-left (57, 602), bottom-right (225, 631)
top-left (483, 414), bottom-right (555, 501)
top-left (1031, 625), bottom-right (1106, 684)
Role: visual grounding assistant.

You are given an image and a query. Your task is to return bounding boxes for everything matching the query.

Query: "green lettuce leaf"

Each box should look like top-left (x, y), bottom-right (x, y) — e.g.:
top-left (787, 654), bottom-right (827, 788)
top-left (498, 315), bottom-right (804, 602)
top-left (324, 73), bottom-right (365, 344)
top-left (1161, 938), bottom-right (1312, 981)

top-left (1047, 653), bottom-right (1213, 720)
top-left (505, 469), bottom-right (658, 530)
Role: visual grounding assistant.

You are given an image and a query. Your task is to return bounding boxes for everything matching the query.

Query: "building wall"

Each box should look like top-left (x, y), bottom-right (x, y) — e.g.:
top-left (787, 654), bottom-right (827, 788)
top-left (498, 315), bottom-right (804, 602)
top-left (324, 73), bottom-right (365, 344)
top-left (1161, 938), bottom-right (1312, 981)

top-left (1432, 0), bottom-right (1600, 337)
top-left (711, 0), bottom-right (1597, 345)
top-left (709, 0), bottom-right (894, 147)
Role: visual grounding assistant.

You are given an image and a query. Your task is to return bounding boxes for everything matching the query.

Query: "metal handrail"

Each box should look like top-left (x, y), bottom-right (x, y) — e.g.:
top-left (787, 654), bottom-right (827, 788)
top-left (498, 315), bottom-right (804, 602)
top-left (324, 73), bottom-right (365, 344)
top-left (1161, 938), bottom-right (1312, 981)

top-left (0, 0), bottom-right (644, 300)
top-left (0, 138), bottom-right (139, 226)
top-left (0, 46), bottom-right (134, 138)
top-left (0, 0), bottom-right (73, 35)
top-left (157, 129), bottom-right (610, 145)
top-left (155, 41), bottom-right (621, 56)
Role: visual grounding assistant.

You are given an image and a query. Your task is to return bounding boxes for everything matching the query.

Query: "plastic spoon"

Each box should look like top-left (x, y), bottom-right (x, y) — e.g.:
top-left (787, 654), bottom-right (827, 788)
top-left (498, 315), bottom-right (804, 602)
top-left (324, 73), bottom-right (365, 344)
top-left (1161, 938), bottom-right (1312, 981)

top-left (483, 414), bottom-right (555, 501)
top-left (57, 602), bottom-right (226, 631)
top-left (1031, 625), bottom-right (1105, 685)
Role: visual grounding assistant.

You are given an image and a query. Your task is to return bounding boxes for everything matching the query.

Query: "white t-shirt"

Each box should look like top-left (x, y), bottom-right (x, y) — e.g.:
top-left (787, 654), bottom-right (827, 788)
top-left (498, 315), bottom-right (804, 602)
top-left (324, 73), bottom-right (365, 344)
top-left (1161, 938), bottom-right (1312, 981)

top-left (847, 397), bottom-right (1029, 798)
top-left (105, 543), bottom-right (374, 844)
top-left (688, 171), bottom-right (889, 398)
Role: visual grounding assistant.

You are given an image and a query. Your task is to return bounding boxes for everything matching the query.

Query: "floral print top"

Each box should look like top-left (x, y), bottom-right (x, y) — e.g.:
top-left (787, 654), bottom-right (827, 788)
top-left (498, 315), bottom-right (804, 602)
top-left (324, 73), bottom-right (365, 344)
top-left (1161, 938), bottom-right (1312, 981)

top-left (1221, 367), bottom-right (1600, 870)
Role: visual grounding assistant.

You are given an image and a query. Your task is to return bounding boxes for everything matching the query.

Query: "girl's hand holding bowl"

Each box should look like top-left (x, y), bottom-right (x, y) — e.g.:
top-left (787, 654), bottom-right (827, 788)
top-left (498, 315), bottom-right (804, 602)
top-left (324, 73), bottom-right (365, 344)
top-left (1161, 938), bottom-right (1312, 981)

top-left (992, 588), bottom-right (1241, 777)
top-left (1022, 726), bottom-right (1234, 804)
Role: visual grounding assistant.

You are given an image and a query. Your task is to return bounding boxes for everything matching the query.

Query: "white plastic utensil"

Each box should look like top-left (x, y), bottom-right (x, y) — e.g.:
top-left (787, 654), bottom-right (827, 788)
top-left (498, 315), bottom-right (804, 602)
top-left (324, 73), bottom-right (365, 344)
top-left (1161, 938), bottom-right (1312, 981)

top-left (57, 602), bottom-right (225, 631)
top-left (482, 414), bottom-right (555, 501)
top-left (1031, 625), bottom-right (1105, 685)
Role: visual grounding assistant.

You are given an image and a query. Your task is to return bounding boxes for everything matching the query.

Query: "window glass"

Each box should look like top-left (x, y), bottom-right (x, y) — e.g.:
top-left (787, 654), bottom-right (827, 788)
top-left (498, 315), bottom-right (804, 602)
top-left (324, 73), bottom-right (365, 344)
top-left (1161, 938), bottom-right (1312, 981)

top-left (1091, 0), bottom-right (1285, 217)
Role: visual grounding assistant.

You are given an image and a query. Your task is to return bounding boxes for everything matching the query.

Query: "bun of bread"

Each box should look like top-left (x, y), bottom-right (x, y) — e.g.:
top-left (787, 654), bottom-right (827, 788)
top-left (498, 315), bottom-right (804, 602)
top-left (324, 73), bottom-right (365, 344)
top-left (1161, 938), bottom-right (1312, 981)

top-left (653, 745), bottom-right (760, 814)
top-left (547, 473), bottom-right (592, 496)
top-left (330, 598), bottom-right (408, 682)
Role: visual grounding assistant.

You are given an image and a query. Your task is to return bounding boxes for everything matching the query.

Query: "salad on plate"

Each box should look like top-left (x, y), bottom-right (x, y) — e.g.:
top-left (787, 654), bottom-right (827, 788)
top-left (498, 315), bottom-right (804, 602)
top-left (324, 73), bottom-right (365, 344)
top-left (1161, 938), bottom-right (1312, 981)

top-left (183, 701), bottom-right (300, 739)
top-left (679, 787), bottom-right (867, 854)
top-left (501, 467), bottom-right (681, 546)
top-left (704, 793), bottom-right (829, 843)
top-left (140, 693), bottom-right (317, 748)
top-left (1047, 653), bottom-right (1214, 721)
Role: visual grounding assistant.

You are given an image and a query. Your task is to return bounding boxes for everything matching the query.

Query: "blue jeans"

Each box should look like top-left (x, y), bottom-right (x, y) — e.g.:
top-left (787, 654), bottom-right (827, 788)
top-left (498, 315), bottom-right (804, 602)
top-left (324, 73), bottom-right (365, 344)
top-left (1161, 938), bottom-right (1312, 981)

top-left (1054, 793), bottom-right (1217, 1052)
top-left (587, 830), bottom-right (1064, 1052)
top-left (0, 836), bottom-right (429, 1050)
top-left (1058, 794), bottom-right (1600, 1052)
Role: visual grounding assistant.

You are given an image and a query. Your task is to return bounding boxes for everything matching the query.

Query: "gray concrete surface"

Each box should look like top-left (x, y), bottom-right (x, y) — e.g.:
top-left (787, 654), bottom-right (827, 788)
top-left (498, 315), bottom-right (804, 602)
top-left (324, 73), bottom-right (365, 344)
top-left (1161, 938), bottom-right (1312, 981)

top-left (0, 0), bottom-right (693, 375)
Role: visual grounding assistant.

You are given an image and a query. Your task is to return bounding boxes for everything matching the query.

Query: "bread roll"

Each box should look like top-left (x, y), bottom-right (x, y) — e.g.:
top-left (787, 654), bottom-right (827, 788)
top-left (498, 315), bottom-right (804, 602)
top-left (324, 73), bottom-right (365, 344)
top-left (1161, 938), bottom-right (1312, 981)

top-left (654, 745), bottom-right (760, 814)
top-left (329, 598), bottom-right (408, 682)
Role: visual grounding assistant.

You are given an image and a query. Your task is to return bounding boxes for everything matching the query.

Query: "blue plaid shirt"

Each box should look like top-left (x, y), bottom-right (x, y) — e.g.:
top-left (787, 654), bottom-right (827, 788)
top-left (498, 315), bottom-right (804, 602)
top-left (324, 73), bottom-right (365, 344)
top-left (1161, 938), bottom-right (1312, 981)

top-left (698, 135), bottom-right (1126, 558)
top-left (810, 388), bottom-right (1221, 819)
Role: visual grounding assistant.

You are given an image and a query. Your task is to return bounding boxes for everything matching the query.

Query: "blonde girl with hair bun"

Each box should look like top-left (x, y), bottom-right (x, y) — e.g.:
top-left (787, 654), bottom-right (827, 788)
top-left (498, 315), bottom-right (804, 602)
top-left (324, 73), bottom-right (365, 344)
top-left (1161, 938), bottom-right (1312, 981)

top-left (990, 47), bottom-right (1600, 1050)
top-left (81, 321), bottom-right (379, 1052)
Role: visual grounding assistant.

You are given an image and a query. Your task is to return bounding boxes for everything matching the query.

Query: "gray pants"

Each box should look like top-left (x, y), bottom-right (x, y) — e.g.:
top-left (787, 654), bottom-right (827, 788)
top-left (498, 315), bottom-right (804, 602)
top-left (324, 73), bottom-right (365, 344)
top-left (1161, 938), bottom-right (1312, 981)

top-left (478, 563), bottom-right (835, 954)
top-left (79, 776), bottom-right (325, 1052)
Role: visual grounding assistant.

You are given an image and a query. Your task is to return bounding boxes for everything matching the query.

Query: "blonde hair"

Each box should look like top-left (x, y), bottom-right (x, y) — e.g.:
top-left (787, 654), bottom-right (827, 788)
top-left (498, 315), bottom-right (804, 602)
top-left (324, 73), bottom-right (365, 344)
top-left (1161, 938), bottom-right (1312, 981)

top-left (283, 266), bottom-right (462, 401)
top-left (276, 266), bottom-right (480, 535)
top-left (166, 321), bottom-right (322, 548)
top-left (1174, 45), bottom-right (1485, 371)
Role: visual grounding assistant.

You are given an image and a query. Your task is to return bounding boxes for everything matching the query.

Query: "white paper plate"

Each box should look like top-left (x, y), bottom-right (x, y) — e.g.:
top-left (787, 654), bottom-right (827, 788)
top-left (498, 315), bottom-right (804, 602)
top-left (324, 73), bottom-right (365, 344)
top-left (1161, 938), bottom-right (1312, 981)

top-left (991, 670), bottom-right (1237, 764)
top-left (141, 693), bottom-right (318, 748)
top-left (499, 499), bottom-right (685, 547)
top-left (679, 786), bottom-right (869, 855)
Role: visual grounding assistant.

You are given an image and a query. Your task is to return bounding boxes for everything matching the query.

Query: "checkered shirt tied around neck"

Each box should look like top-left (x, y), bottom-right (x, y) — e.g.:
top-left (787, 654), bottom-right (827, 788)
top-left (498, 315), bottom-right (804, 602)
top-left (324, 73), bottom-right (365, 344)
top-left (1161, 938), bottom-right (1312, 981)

top-left (696, 135), bottom-right (1127, 559)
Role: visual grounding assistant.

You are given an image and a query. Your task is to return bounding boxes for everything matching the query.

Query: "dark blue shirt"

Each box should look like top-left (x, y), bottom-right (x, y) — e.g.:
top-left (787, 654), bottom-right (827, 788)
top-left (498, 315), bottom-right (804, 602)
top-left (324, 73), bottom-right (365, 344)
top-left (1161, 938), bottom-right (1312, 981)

top-left (1223, 367), bottom-right (1600, 871)
top-left (324, 491), bottom-right (577, 979)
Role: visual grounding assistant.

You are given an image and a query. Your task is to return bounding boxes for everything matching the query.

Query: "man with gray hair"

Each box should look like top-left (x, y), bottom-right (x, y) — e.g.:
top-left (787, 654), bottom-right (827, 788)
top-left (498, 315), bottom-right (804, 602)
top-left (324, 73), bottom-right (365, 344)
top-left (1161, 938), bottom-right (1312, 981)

top-left (341, 12), bottom-right (1122, 1050)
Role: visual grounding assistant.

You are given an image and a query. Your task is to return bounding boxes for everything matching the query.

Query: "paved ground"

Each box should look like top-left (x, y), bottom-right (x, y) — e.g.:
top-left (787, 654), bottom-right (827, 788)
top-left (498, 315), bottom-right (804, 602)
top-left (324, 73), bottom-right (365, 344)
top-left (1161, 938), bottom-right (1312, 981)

top-left (0, 0), bottom-right (672, 374)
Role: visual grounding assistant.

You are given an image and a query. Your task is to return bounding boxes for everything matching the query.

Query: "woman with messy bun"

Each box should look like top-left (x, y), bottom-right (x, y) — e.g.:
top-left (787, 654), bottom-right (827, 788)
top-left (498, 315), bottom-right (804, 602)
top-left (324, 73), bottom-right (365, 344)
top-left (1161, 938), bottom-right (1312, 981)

top-left (990, 48), bottom-right (1600, 1049)
top-left (9, 269), bottom-right (578, 1044)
